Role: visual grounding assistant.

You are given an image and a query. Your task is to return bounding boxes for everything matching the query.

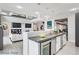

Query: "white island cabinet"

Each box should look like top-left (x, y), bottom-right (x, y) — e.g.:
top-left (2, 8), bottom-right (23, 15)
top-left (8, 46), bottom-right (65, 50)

top-left (23, 32), bottom-right (29, 55)
top-left (51, 38), bottom-right (56, 55)
top-left (56, 36), bottom-right (62, 52)
top-left (23, 32), bottom-right (67, 55)
top-left (29, 40), bottom-right (51, 55)
top-left (29, 40), bottom-right (40, 55)
top-left (62, 34), bottom-right (67, 45)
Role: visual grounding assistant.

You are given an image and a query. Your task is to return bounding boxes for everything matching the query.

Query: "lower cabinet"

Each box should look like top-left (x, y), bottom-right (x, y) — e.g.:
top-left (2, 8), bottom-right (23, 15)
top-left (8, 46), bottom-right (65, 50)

top-left (10, 34), bottom-right (23, 42)
top-left (28, 34), bottom-right (67, 55)
top-left (51, 34), bottom-right (67, 55)
top-left (62, 34), bottom-right (67, 45)
top-left (29, 40), bottom-right (40, 55)
top-left (51, 38), bottom-right (56, 55)
top-left (56, 36), bottom-right (62, 52)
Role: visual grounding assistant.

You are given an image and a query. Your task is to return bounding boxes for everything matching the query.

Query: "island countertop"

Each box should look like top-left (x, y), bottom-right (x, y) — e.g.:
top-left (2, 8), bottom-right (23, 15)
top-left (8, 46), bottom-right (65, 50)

top-left (28, 32), bottom-right (66, 43)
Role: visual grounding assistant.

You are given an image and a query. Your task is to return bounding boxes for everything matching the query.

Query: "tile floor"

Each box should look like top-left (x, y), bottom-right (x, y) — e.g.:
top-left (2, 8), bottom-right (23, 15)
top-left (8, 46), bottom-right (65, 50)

top-left (57, 42), bottom-right (79, 55)
top-left (0, 41), bottom-right (23, 55)
top-left (0, 41), bottom-right (79, 55)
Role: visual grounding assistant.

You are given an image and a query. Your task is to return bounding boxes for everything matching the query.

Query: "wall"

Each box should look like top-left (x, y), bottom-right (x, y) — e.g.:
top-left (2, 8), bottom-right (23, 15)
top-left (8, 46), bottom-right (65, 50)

top-left (68, 14), bottom-right (75, 43)
top-left (44, 19), bottom-right (55, 31)
top-left (53, 13), bottom-right (75, 43)
top-left (1, 15), bottom-right (33, 33)
top-left (31, 17), bottom-right (55, 31)
top-left (1, 16), bottom-right (10, 36)
top-left (1, 16), bottom-right (12, 45)
top-left (1, 16), bottom-right (30, 45)
top-left (1, 16), bottom-right (23, 36)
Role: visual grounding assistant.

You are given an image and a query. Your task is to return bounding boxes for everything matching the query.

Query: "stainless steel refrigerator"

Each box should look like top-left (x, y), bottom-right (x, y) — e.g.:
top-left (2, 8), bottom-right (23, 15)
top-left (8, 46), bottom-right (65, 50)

top-left (0, 25), bottom-right (3, 50)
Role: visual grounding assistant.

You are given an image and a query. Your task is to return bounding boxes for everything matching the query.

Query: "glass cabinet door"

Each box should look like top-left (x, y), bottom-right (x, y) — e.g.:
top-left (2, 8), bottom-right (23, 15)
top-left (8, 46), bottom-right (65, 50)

top-left (42, 44), bottom-right (50, 55)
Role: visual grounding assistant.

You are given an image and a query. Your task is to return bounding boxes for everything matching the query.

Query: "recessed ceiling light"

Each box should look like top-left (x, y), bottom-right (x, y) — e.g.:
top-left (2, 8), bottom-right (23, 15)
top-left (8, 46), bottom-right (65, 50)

top-left (35, 12), bottom-right (39, 14)
top-left (1, 12), bottom-right (7, 15)
top-left (9, 12), bottom-right (13, 15)
top-left (44, 16), bottom-right (49, 18)
top-left (16, 5), bottom-right (23, 9)
top-left (69, 8), bottom-right (78, 11)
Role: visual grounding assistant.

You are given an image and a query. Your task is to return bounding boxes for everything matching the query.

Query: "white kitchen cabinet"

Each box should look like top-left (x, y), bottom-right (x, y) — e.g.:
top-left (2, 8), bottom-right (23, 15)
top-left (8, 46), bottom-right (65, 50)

top-left (23, 32), bottom-right (67, 55)
top-left (23, 32), bottom-right (29, 55)
top-left (29, 40), bottom-right (40, 55)
top-left (10, 34), bottom-right (23, 41)
top-left (51, 33), bottom-right (67, 54)
top-left (29, 39), bottom-right (51, 55)
top-left (62, 34), bottom-right (67, 45)
top-left (51, 38), bottom-right (56, 55)
top-left (56, 36), bottom-right (61, 52)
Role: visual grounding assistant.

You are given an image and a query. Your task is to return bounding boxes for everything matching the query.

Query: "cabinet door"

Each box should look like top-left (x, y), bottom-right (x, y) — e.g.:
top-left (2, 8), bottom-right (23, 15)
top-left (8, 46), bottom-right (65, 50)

top-left (51, 38), bottom-right (56, 55)
top-left (41, 40), bottom-right (51, 55)
top-left (56, 36), bottom-right (61, 52)
top-left (11, 34), bottom-right (23, 41)
top-left (42, 44), bottom-right (50, 55)
top-left (63, 34), bottom-right (67, 45)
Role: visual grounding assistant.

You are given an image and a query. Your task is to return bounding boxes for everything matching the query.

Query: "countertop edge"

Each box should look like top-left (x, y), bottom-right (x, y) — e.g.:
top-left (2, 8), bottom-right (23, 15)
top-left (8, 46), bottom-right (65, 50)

top-left (29, 32), bottom-right (66, 43)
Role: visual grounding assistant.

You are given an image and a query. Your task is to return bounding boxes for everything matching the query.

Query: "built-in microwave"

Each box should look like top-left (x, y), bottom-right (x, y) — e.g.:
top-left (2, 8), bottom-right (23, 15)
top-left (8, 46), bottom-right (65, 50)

top-left (25, 23), bottom-right (31, 28)
top-left (12, 23), bottom-right (21, 28)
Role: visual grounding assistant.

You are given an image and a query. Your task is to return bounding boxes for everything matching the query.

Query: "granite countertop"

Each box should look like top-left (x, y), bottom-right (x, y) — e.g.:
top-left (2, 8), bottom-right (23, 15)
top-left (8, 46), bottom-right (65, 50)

top-left (28, 32), bottom-right (66, 43)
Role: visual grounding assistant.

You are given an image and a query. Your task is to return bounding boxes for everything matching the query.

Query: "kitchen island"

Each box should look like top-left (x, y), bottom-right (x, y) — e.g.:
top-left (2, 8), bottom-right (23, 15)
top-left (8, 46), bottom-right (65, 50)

top-left (23, 32), bottom-right (67, 55)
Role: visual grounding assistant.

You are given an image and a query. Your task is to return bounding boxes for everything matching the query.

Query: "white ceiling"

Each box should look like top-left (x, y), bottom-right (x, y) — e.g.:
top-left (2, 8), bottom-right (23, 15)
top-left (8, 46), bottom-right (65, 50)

top-left (0, 3), bottom-right (79, 18)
